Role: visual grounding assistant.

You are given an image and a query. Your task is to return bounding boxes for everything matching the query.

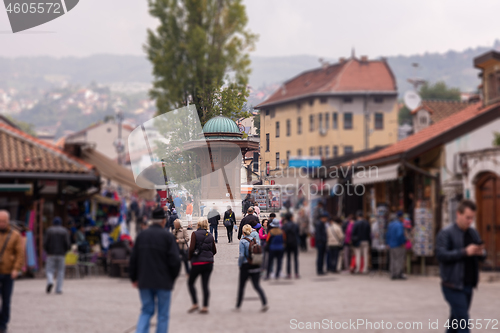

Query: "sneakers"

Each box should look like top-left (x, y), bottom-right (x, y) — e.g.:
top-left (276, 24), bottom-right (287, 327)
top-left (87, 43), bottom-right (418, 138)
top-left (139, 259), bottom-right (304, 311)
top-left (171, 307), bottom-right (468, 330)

top-left (46, 283), bottom-right (53, 294)
top-left (187, 305), bottom-right (199, 313)
top-left (261, 305), bottom-right (269, 312)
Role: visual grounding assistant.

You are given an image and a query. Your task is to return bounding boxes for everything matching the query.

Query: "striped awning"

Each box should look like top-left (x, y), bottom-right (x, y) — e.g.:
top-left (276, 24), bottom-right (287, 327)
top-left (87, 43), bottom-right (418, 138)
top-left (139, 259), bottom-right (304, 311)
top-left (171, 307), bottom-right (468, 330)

top-left (351, 163), bottom-right (400, 185)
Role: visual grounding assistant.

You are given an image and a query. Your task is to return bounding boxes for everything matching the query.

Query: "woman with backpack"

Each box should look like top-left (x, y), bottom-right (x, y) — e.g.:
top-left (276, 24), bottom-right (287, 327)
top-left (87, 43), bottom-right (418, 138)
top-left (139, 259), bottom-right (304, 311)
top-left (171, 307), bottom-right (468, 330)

top-left (265, 219), bottom-right (286, 280)
top-left (187, 217), bottom-right (217, 314)
top-left (223, 206), bottom-right (236, 243)
top-left (173, 219), bottom-right (190, 276)
top-left (236, 224), bottom-right (268, 312)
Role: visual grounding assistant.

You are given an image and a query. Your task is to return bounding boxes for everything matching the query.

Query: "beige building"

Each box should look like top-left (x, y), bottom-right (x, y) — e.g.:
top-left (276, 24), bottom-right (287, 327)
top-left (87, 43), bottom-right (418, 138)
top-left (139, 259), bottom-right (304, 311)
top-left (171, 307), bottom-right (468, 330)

top-left (255, 56), bottom-right (399, 180)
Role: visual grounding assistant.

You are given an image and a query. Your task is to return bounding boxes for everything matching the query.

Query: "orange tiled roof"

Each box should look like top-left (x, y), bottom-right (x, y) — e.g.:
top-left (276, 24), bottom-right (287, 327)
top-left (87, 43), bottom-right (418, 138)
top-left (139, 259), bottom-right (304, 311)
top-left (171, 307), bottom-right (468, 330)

top-left (357, 101), bottom-right (500, 165)
top-left (0, 122), bottom-right (94, 173)
top-left (411, 100), bottom-right (473, 124)
top-left (256, 58), bottom-right (397, 108)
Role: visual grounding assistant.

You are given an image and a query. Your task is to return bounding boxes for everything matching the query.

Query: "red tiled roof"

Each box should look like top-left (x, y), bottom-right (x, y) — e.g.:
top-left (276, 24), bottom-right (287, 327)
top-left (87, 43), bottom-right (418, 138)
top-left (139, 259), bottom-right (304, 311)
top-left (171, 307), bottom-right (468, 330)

top-left (0, 122), bottom-right (94, 173)
top-left (256, 58), bottom-right (397, 108)
top-left (411, 100), bottom-right (473, 123)
top-left (357, 101), bottom-right (500, 165)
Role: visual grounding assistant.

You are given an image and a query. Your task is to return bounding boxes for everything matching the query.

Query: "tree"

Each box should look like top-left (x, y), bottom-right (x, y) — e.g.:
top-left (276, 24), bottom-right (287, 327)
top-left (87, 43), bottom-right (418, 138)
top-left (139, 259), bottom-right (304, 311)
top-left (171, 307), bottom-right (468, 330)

top-left (493, 132), bottom-right (500, 146)
top-left (4, 115), bottom-right (36, 136)
top-left (419, 81), bottom-right (461, 101)
top-left (398, 105), bottom-right (412, 125)
top-left (145, 0), bottom-right (257, 125)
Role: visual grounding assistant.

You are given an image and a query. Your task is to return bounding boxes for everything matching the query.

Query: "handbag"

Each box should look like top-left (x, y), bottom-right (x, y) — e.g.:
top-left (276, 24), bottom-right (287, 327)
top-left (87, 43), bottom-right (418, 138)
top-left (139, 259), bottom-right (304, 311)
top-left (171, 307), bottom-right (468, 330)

top-left (224, 218), bottom-right (232, 228)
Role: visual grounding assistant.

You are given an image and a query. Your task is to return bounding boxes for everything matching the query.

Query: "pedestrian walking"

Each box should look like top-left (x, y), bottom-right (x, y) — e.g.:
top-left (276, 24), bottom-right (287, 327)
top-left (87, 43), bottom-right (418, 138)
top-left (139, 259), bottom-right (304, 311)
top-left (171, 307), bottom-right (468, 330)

top-left (44, 216), bottom-right (70, 294)
top-left (238, 207), bottom-right (259, 240)
top-left (223, 206), bottom-right (236, 243)
top-left (129, 206), bottom-right (181, 333)
top-left (436, 200), bottom-right (486, 333)
top-left (282, 213), bottom-right (300, 279)
top-left (167, 208), bottom-right (178, 233)
top-left (326, 216), bottom-right (344, 273)
top-left (185, 199), bottom-right (193, 230)
top-left (0, 210), bottom-right (24, 333)
top-left (352, 211), bottom-right (371, 274)
top-left (315, 212), bottom-right (329, 275)
top-left (259, 219), bottom-right (269, 274)
top-left (173, 219), bottom-right (190, 276)
top-left (207, 206), bottom-right (220, 243)
top-left (386, 213), bottom-right (406, 280)
top-left (296, 208), bottom-right (309, 252)
top-left (188, 217), bottom-right (217, 314)
top-left (265, 219), bottom-right (286, 280)
top-left (235, 224), bottom-right (268, 312)
top-left (342, 214), bottom-right (355, 272)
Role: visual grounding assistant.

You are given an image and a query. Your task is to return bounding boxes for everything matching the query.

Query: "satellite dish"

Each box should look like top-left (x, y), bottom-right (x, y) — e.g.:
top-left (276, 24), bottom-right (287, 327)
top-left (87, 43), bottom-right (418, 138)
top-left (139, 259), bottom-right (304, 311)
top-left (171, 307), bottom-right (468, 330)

top-left (404, 90), bottom-right (422, 111)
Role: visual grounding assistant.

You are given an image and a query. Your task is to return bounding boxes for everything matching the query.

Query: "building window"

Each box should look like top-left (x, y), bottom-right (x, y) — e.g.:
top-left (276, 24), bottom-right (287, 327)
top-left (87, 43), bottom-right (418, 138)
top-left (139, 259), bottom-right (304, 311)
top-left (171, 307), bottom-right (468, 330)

top-left (333, 112), bottom-right (338, 129)
top-left (309, 115), bottom-right (314, 132)
top-left (276, 152), bottom-right (280, 169)
top-left (297, 103), bottom-right (301, 112)
top-left (333, 145), bottom-right (338, 157)
top-left (325, 146), bottom-right (330, 158)
top-left (344, 146), bottom-right (353, 155)
top-left (309, 99), bottom-right (314, 106)
top-left (253, 152), bottom-right (259, 172)
top-left (309, 147), bottom-right (315, 156)
top-left (343, 97), bottom-right (353, 103)
top-left (286, 150), bottom-right (291, 162)
top-left (320, 97), bottom-right (327, 104)
top-left (266, 133), bottom-right (270, 151)
top-left (374, 97), bottom-right (384, 103)
top-left (419, 116), bottom-right (427, 125)
top-left (344, 113), bottom-right (353, 130)
top-left (325, 113), bottom-right (329, 129)
top-left (297, 149), bottom-right (302, 157)
top-left (297, 117), bottom-right (302, 134)
top-left (265, 109), bottom-right (270, 116)
top-left (275, 121), bottom-right (280, 137)
top-left (318, 113), bottom-right (323, 130)
top-left (286, 119), bottom-right (291, 136)
top-left (318, 146), bottom-right (323, 157)
top-left (266, 161), bottom-right (270, 176)
top-left (374, 113), bottom-right (384, 130)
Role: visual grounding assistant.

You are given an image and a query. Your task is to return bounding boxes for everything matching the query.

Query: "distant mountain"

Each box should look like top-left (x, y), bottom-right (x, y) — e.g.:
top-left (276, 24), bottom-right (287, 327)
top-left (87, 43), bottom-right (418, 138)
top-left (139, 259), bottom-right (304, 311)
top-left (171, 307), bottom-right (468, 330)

top-left (1, 40), bottom-right (499, 97)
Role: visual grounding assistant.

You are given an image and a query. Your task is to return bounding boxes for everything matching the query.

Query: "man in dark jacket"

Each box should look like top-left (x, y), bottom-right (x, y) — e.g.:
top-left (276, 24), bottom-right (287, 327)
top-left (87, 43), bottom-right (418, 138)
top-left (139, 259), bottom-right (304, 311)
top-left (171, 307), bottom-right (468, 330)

top-left (44, 216), bottom-right (70, 294)
top-left (207, 206), bottom-right (221, 243)
top-left (167, 208), bottom-right (179, 232)
top-left (238, 207), bottom-right (259, 240)
top-left (315, 212), bottom-right (329, 275)
top-left (351, 210), bottom-right (371, 274)
top-left (223, 206), bottom-right (236, 243)
top-left (436, 200), bottom-right (485, 333)
top-left (282, 213), bottom-right (300, 279)
top-left (129, 206), bottom-right (181, 333)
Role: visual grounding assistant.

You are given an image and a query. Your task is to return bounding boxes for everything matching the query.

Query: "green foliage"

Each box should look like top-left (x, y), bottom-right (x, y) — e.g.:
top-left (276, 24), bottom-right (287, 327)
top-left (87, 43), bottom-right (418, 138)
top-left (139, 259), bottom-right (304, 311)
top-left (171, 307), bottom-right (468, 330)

top-left (4, 115), bottom-right (36, 136)
top-left (419, 81), bottom-right (461, 101)
top-left (493, 132), bottom-right (500, 147)
top-left (398, 105), bottom-right (412, 125)
top-left (145, 0), bottom-right (257, 125)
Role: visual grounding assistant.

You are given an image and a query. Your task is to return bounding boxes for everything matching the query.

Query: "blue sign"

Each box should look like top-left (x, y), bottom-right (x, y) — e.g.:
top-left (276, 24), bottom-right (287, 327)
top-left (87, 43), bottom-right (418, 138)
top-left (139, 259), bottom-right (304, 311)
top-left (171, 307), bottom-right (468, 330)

top-left (288, 158), bottom-right (322, 168)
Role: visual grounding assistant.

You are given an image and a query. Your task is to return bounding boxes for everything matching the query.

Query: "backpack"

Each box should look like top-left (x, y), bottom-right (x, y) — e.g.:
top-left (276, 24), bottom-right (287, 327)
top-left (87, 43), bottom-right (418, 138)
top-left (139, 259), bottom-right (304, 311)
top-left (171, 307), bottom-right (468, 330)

top-left (269, 232), bottom-right (285, 251)
top-left (224, 218), bottom-right (232, 228)
top-left (243, 237), bottom-right (263, 265)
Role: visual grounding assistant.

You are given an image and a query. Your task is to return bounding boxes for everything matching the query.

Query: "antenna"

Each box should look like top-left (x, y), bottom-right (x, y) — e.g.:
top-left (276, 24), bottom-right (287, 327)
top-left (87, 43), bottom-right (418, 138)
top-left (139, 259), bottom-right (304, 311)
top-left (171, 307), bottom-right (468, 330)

top-left (404, 91), bottom-right (422, 111)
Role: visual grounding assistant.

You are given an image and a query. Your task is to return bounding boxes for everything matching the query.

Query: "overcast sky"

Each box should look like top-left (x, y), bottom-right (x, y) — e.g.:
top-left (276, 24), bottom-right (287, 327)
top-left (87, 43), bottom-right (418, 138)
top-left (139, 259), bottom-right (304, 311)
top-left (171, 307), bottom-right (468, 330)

top-left (1, 0), bottom-right (499, 59)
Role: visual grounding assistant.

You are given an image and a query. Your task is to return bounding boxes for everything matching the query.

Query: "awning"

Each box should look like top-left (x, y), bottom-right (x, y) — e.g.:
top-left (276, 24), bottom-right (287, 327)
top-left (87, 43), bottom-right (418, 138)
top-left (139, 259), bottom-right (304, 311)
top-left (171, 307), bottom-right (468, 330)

top-left (81, 148), bottom-right (154, 199)
top-left (351, 163), bottom-right (400, 185)
top-left (92, 194), bottom-right (121, 206)
top-left (0, 184), bottom-right (32, 192)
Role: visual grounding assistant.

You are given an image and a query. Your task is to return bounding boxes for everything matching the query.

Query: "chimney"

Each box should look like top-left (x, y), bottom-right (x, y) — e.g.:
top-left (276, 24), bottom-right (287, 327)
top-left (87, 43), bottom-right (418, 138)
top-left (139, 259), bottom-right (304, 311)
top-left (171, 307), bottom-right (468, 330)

top-left (339, 57), bottom-right (346, 63)
top-left (360, 55), bottom-right (368, 62)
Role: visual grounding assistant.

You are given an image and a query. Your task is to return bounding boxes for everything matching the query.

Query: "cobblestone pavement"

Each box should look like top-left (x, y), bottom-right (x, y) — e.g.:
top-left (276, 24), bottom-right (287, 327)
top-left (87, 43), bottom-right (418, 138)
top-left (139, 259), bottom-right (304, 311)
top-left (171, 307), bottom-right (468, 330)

top-left (9, 226), bottom-right (500, 333)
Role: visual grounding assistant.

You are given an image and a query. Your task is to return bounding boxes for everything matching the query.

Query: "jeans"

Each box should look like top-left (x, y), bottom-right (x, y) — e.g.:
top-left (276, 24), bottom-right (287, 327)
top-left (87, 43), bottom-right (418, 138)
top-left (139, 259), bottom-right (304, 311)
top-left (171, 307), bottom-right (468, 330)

top-left (267, 250), bottom-right (284, 278)
top-left (441, 285), bottom-right (473, 333)
top-left (343, 245), bottom-right (351, 271)
top-left (136, 289), bottom-right (172, 333)
top-left (209, 225), bottom-right (218, 243)
top-left (285, 246), bottom-right (299, 276)
top-left (316, 244), bottom-right (327, 274)
top-left (299, 234), bottom-right (308, 251)
top-left (226, 226), bottom-right (233, 243)
top-left (354, 241), bottom-right (370, 273)
top-left (236, 263), bottom-right (267, 308)
top-left (46, 255), bottom-right (66, 293)
top-left (188, 263), bottom-right (213, 307)
top-left (328, 246), bottom-right (341, 272)
top-left (0, 275), bottom-right (14, 330)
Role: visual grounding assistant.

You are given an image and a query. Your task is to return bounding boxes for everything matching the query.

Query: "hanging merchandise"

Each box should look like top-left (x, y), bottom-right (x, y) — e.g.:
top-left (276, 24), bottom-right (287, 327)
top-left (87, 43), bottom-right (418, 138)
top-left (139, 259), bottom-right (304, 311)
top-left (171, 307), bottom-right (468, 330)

top-left (413, 203), bottom-right (434, 256)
